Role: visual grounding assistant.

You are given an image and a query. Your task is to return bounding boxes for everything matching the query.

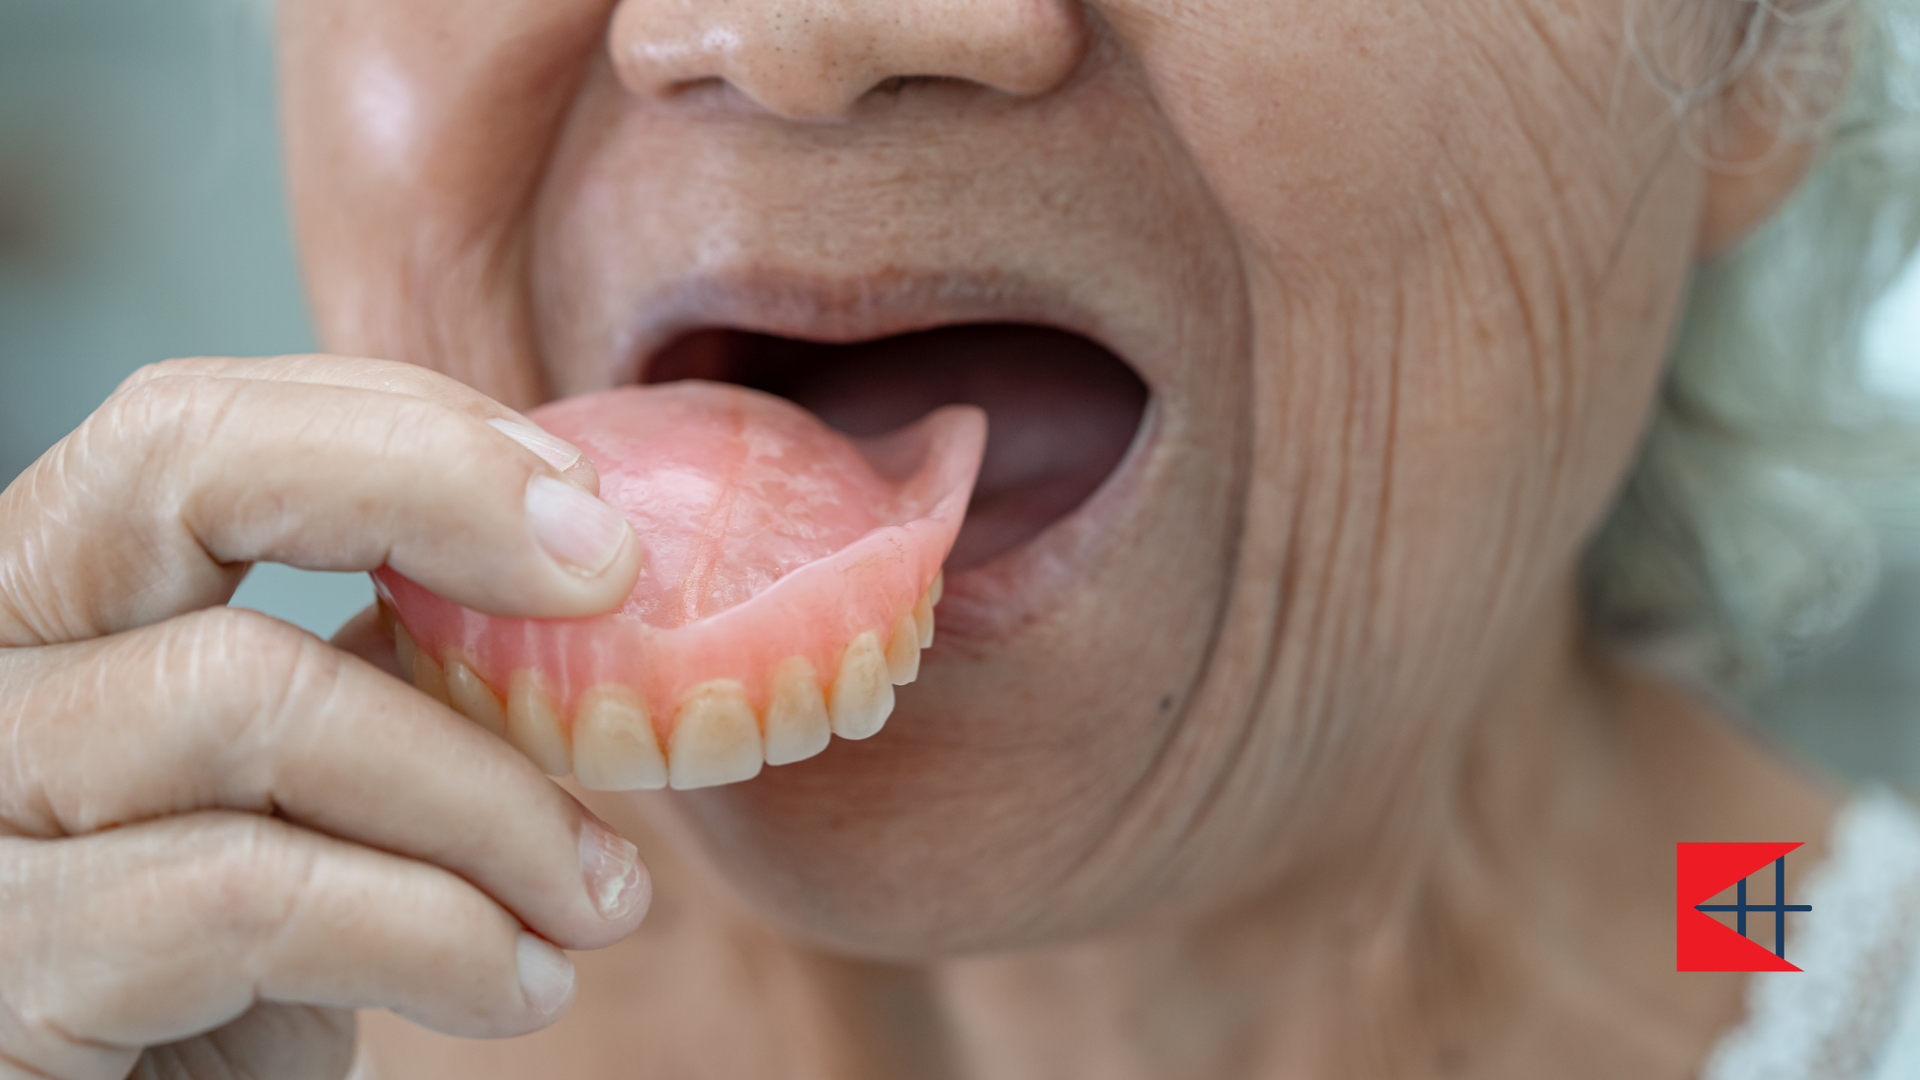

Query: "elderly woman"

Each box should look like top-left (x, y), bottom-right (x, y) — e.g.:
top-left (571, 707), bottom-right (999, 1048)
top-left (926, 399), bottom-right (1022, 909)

top-left (4, 0), bottom-right (1920, 1076)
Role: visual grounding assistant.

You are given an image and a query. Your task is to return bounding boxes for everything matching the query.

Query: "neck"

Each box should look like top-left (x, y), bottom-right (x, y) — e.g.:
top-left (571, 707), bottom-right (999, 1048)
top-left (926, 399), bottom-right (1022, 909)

top-left (921, 591), bottom-right (1839, 1079)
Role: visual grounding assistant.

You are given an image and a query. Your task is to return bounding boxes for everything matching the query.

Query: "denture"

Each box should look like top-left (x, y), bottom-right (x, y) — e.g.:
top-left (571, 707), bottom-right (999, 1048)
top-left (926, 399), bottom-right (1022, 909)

top-left (374, 382), bottom-right (984, 790)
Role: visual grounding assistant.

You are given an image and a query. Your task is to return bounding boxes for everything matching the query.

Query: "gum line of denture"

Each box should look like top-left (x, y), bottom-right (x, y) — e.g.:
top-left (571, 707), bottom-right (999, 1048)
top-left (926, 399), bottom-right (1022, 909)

top-left (383, 573), bottom-right (942, 791)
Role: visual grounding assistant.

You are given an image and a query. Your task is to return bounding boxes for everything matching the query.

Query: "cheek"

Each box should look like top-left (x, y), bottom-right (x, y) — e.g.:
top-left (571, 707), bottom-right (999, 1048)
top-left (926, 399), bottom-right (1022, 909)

top-left (1088, 0), bottom-right (1702, 815)
top-left (1117, 0), bottom-right (1694, 573)
top-left (277, 0), bottom-right (614, 404)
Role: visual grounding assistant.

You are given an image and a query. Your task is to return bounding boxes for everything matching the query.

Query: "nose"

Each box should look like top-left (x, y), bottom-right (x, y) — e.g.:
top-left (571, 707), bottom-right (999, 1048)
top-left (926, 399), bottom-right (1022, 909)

top-left (609, 0), bottom-right (1089, 122)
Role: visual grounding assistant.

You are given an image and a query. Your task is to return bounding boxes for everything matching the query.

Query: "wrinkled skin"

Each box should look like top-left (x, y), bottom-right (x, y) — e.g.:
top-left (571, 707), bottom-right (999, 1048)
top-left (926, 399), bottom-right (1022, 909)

top-left (0, 0), bottom-right (1840, 1077)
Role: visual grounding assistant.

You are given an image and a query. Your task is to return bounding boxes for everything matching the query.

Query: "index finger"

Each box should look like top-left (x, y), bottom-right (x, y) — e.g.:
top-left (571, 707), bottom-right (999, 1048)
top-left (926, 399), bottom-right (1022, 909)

top-left (0, 356), bottom-right (642, 646)
top-left (115, 355), bottom-right (602, 492)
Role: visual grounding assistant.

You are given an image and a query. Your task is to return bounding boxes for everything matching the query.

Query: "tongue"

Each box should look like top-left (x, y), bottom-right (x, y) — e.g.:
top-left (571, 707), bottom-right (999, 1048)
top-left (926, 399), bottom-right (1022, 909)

top-left (536, 381), bottom-right (985, 628)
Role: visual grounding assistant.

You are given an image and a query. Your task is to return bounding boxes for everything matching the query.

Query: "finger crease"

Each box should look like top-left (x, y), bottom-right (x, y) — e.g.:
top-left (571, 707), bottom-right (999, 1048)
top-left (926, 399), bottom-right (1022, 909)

top-left (0, 1045), bottom-right (63, 1080)
top-left (32, 1009), bottom-right (133, 1055)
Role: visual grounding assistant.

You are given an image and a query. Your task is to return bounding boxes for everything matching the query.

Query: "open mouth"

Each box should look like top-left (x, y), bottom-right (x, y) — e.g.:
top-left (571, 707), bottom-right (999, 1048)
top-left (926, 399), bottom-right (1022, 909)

top-left (643, 322), bottom-right (1149, 571)
top-left (374, 320), bottom-right (1148, 790)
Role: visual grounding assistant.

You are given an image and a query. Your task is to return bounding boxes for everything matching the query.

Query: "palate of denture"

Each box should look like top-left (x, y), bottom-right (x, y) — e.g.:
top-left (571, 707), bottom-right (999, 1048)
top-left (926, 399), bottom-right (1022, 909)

top-left (374, 382), bottom-right (982, 790)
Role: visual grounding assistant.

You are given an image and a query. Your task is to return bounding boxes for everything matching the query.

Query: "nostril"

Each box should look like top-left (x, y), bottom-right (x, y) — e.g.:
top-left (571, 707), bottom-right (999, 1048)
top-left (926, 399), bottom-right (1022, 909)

top-left (663, 76), bottom-right (729, 101)
top-left (608, 0), bottom-right (1088, 122)
top-left (871, 75), bottom-right (957, 98)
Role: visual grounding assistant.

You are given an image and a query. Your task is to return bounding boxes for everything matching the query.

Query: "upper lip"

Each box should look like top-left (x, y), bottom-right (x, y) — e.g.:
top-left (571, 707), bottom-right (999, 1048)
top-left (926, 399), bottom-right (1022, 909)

top-left (616, 266), bottom-right (1144, 385)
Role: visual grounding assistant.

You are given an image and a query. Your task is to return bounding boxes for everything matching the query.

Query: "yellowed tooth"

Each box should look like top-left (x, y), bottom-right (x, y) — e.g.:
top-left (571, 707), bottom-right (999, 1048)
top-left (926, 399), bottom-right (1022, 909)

top-left (829, 631), bottom-right (895, 740)
top-left (571, 684), bottom-right (667, 791)
top-left (668, 681), bottom-right (764, 790)
top-left (885, 612), bottom-right (921, 685)
top-left (763, 656), bottom-right (831, 766)
top-left (393, 622), bottom-right (420, 680)
top-left (407, 638), bottom-right (451, 708)
top-left (414, 656), bottom-right (451, 707)
top-left (445, 660), bottom-right (508, 739)
top-left (912, 588), bottom-right (935, 648)
top-left (930, 570), bottom-right (944, 606)
top-left (505, 670), bottom-right (573, 776)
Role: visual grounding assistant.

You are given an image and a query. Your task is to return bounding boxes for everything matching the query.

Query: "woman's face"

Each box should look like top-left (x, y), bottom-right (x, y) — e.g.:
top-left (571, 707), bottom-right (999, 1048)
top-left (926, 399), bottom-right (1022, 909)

top-left (280, 0), bottom-right (1716, 955)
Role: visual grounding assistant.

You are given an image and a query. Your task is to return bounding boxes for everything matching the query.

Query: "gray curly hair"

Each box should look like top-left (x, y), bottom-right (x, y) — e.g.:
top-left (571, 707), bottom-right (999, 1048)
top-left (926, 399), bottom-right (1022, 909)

top-left (1585, 0), bottom-right (1920, 689)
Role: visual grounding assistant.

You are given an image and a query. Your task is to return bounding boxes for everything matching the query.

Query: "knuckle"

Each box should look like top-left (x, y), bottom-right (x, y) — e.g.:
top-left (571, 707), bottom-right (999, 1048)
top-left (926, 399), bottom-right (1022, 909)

top-left (85, 374), bottom-right (236, 475)
top-left (52, 378), bottom-right (188, 483)
top-left (181, 814), bottom-right (318, 946)
top-left (181, 607), bottom-right (341, 714)
top-left (175, 606), bottom-right (316, 679)
top-left (0, 377), bottom-right (234, 646)
top-left (166, 608), bottom-right (341, 736)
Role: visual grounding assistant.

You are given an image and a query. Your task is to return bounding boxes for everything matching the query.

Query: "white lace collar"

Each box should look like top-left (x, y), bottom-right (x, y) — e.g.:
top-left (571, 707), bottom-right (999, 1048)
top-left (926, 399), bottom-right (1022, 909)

top-left (1700, 787), bottom-right (1920, 1080)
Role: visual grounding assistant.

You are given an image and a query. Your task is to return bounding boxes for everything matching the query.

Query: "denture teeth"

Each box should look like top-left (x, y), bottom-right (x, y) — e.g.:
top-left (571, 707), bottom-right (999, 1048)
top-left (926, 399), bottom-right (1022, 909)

top-left (445, 660), bottom-right (508, 739)
top-left (885, 612), bottom-right (921, 686)
top-left (506, 671), bottom-right (573, 776)
top-left (912, 589), bottom-right (935, 649)
top-left (392, 574), bottom-right (953, 782)
top-left (828, 631), bottom-right (895, 740)
top-left (763, 656), bottom-right (831, 766)
top-left (393, 619), bottom-right (419, 673)
top-left (401, 630), bottom-right (452, 708)
top-left (571, 685), bottom-right (667, 791)
top-left (668, 681), bottom-right (764, 790)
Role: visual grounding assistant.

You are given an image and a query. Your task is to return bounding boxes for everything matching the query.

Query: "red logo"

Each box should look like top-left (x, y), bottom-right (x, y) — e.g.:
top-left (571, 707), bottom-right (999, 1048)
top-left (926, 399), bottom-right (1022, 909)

top-left (1676, 842), bottom-right (1810, 972)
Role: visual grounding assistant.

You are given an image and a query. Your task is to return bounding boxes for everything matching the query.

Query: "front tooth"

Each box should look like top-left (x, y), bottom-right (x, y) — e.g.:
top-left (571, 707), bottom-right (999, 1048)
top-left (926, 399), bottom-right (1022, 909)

top-left (394, 623), bottom-right (422, 684)
top-left (506, 671), bottom-right (573, 776)
top-left (445, 660), bottom-right (508, 738)
top-left (404, 634), bottom-right (451, 707)
top-left (885, 612), bottom-right (921, 685)
top-left (763, 656), bottom-right (831, 766)
top-left (912, 589), bottom-right (935, 648)
top-left (669, 681), bottom-right (764, 790)
top-left (828, 631), bottom-right (895, 740)
top-left (572, 684), bottom-right (667, 790)
top-left (929, 570), bottom-right (944, 606)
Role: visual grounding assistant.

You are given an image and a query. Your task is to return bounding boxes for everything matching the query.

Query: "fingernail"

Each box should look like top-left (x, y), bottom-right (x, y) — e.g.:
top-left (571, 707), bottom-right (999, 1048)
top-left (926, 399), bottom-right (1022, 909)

top-left (488, 419), bottom-right (584, 473)
top-left (526, 475), bottom-right (630, 577)
top-left (579, 816), bottom-right (650, 921)
top-left (516, 932), bottom-right (576, 1017)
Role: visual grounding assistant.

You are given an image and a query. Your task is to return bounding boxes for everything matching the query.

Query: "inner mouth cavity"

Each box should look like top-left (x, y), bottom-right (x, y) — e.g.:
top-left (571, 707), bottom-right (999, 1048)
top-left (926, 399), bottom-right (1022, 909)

top-left (644, 323), bottom-right (1150, 570)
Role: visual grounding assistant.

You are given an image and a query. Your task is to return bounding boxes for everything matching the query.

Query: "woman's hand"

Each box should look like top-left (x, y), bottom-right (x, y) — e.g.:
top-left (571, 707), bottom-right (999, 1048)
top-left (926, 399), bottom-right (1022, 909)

top-left (0, 356), bottom-right (650, 1080)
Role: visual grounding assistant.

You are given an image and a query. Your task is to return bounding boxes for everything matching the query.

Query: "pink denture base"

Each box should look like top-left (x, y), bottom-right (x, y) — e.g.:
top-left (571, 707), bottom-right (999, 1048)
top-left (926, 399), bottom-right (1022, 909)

top-left (376, 382), bottom-right (985, 735)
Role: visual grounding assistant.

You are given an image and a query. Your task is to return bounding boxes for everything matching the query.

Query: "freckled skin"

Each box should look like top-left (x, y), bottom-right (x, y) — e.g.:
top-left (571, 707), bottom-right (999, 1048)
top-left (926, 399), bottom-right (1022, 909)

top-left (280, 0), bottom-right (1841, 1077)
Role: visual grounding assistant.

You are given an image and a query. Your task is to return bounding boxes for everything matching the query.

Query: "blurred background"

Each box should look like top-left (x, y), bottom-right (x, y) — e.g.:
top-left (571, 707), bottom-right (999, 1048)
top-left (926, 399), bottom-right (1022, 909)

top-left (4, 0), bottom-right (1920, 788)
top-left (1, 0), bottom-right (364, 637)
